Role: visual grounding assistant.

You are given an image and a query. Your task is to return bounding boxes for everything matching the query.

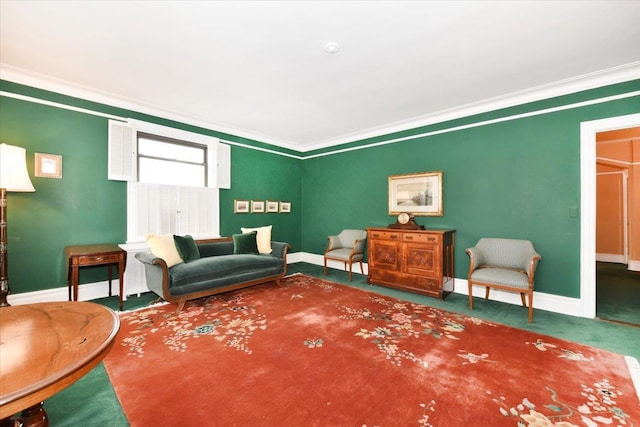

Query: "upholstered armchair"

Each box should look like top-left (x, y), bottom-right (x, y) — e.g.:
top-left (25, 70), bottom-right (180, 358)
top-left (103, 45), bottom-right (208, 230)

top-left (323, 229), bottom-right (367, 281)
top-left (466, 238), bottom-right (541, 322)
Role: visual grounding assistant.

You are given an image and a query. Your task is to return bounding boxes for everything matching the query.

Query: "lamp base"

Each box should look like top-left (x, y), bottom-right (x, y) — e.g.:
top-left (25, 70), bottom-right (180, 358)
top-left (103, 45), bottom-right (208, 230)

top-left (0, 279), bottom-right (9, 307)
top-left (1, 188), bottom-right (9, 307)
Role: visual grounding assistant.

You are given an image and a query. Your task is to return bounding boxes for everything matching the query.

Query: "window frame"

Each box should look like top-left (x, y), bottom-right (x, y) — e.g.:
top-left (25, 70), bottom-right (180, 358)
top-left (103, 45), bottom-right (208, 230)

top-left (136, 131), bottom-right (209, 187)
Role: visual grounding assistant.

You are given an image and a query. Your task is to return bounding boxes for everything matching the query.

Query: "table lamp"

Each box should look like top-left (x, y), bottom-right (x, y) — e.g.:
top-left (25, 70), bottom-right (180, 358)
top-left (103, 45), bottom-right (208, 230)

top-left (0, 143), bottom-right (36, 306)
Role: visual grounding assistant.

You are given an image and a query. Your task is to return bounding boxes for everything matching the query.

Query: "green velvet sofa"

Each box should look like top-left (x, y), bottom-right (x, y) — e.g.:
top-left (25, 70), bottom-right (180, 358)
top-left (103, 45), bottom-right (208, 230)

top-left (135, 237), bottom-right (290, 312)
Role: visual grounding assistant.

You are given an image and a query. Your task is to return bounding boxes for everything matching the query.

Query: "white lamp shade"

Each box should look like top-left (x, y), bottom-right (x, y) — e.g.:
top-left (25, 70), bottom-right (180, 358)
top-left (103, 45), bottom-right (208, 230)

top-left (0, 143), bottom-right (35, 192)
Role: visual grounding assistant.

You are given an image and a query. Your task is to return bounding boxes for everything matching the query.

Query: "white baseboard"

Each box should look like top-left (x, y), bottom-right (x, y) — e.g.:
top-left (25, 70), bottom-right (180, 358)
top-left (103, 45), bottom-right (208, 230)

top-left (596, 253), bottom-right (627, 263)
top-left (9, 251), bottom-right (586, 318)
top-left (290, 252), bottom-right (587, 318)
top-left (7, 280), bottom-right (121, 306)
top-left (628, 260), bottom-right (640, 271)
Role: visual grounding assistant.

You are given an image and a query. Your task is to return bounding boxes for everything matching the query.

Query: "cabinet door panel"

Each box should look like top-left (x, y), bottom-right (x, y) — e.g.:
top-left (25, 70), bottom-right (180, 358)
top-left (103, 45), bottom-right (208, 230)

top-left (369, 241), bottom-right (400, 270)
top-left (403, 243), bottom-right (441, 277)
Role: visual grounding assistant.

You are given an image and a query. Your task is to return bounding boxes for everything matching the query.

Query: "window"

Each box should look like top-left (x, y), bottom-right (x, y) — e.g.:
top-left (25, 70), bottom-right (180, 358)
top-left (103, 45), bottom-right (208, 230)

top-left (138, 133), bottom-right (207, 187)
top-left (108, 119), bottom-right (230, 243)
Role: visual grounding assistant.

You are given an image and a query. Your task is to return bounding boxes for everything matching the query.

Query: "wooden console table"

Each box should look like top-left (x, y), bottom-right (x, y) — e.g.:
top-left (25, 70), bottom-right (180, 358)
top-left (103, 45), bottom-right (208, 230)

top-left (367, 227), bottom-right (456, 299)
top-left (65, 244), bottom-right (127, 311)
top-left (0, 301), bottom-right (120, 427)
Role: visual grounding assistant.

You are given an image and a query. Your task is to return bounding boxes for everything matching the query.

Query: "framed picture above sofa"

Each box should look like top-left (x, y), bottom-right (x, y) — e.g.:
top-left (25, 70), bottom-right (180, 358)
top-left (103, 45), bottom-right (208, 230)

top-left (234, 200), bottom-right (250, 213)
top-left (251, 200), bottom-right (265, 213)
top-left (279, 201), bottom-right (291, 213)
top-left (266, 200), bottom-right (279, 213)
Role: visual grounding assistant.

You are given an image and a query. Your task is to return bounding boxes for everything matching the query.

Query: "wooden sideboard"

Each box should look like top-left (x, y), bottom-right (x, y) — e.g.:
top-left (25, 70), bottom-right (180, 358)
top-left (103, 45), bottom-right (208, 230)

top-left (366, 227), bottom-right (456, 299)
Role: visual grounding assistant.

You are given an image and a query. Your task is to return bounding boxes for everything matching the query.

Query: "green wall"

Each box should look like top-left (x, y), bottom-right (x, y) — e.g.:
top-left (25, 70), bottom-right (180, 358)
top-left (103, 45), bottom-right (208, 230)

top-left (1, 78), bottom-right (639, 301)
top-left (219, 145), bottom-right (302, 247)
top-left (0, 81), bottom-right (303, 294)
top-left (302, 81), bottom-right (640, 298)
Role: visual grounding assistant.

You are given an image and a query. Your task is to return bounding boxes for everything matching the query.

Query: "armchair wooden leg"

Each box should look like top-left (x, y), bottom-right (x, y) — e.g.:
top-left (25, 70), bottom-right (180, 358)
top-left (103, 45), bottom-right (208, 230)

top-left (323, 258), bottom-right (328, 276)
top-left (468, 281), bottom-right (474, 310)
top-left (520, 293), bottom-right (527, 308)
top-left (348, 263), bottom-right (353, 281)
top-left (527, 292), bottom-right (534, 323)
top-left (485, 287), bottom-right (490, 300)
top-left (359, 261), bottom-right (364, 275)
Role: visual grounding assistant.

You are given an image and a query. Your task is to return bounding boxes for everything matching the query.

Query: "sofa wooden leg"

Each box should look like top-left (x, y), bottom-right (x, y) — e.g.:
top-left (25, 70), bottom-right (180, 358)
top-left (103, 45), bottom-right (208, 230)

top-left (485, 287), bottom-right (490, 300)
top-left (176, 300), bottom-right (186, 313)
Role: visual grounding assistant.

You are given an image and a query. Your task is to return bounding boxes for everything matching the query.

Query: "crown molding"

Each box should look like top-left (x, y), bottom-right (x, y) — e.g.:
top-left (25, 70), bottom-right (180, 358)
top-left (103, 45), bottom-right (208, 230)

top-left (303, 62), bottom-right (640, 152)
top-left (2, 62), bottom-right (639, 153)
top-left (0, 64), bottom-right (302, 152)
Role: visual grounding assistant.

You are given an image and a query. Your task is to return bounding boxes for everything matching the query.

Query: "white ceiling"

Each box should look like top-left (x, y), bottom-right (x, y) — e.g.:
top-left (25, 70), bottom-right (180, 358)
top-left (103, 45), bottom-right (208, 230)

top-left (1, 1), bottom-right (639, 152)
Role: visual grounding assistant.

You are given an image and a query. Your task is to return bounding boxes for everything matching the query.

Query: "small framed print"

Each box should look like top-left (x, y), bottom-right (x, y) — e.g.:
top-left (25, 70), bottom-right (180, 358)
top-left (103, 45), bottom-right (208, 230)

top-left (266, 200), bottom-right (279, 213)
top-left (234, 199), bottom-right (250, 214)
top-left (35, 153), bottom-right (62, 179)
top-left (251, 200), bottom-right (265, 213)
top-left (279, 201), bottom-right (291, 213)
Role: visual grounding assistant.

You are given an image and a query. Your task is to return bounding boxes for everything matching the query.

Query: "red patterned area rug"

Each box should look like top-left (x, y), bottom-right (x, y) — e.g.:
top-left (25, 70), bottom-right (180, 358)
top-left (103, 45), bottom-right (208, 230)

top-left (103, 274), bottom-right (640, 426)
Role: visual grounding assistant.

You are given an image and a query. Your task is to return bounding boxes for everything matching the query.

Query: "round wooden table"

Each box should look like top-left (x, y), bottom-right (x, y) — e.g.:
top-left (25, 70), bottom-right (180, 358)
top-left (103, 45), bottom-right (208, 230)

top-left (0, 301), bottom-right (120, 427)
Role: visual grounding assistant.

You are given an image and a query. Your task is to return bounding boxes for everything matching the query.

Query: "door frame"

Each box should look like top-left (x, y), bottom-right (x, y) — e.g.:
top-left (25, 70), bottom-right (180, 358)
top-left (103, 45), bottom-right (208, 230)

top-left (580, 113), bottom-right (640, 318)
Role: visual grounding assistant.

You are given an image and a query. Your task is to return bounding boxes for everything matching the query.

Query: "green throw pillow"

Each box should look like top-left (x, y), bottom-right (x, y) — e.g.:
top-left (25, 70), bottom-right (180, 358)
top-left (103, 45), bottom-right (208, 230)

top-left (173, 235), bottom-right (201, 262)
top-left (233, 231), bottom-right (259, 254)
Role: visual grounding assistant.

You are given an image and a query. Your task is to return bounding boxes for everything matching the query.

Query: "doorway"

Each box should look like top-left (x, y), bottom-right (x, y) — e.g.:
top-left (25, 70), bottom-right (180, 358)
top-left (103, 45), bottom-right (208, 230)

top-left (595, 128), bottom-right (639, 325)
top-left (580, 113), bottom-right (640, 319)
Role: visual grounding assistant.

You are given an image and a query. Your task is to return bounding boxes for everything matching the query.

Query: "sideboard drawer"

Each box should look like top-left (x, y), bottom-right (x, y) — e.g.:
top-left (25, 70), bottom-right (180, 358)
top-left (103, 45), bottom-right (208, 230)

top-left (368, 230), bottom-right (401, 241)
top-left (403, 233), bottom-right (441, 245)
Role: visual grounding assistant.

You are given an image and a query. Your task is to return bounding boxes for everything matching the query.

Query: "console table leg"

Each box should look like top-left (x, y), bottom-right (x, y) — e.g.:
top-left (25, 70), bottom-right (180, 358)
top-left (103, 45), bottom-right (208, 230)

top-left (107, 265), bottom-right (113, 297)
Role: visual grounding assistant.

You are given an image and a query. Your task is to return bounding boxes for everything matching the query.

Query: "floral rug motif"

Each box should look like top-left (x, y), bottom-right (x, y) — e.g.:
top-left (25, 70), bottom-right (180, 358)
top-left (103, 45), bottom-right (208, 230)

top-left (119, 292), bottom-right (267, 357)
top-left (103, 274), bottom-right (640, 426)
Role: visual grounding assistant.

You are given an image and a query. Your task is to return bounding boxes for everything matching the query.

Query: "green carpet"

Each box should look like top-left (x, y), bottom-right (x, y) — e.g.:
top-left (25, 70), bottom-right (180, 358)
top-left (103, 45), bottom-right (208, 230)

top-left (596, 261), bottom-right (640, 326)
top-left (41, 263), bottom-right (640, 426)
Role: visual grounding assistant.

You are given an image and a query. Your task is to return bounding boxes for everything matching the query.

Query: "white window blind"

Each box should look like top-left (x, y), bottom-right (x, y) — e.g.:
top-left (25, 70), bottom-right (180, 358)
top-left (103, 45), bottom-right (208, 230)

top-left (127, 183), bottom-right (219, 243)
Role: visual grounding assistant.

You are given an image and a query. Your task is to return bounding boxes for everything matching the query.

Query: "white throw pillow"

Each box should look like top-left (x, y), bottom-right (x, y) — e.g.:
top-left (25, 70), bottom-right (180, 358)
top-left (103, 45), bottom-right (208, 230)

top-left (146, 234), bottom-right (184, 267)
top-left (240, 225), bottom-right (272, 254)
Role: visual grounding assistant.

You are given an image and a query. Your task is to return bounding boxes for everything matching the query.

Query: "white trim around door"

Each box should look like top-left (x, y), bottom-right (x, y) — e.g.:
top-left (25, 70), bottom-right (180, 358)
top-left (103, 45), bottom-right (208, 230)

top-left (580, 112), bottom-right (640, 319)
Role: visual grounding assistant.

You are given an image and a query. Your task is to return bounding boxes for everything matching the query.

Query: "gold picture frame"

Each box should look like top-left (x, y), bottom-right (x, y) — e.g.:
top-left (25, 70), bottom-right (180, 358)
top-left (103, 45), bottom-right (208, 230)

top-left (279, 201), bottom-right (291, 213)
top-left (266, 200), bottom-right (279, 213)
top-left (35, 153), bottom-right (62, 179)
top-left (234, 199), bottom-right (250, 213)
top-left (251, 200), bottom-right (265, 213)
top-left (388, 171), bottom-right (443, 216)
